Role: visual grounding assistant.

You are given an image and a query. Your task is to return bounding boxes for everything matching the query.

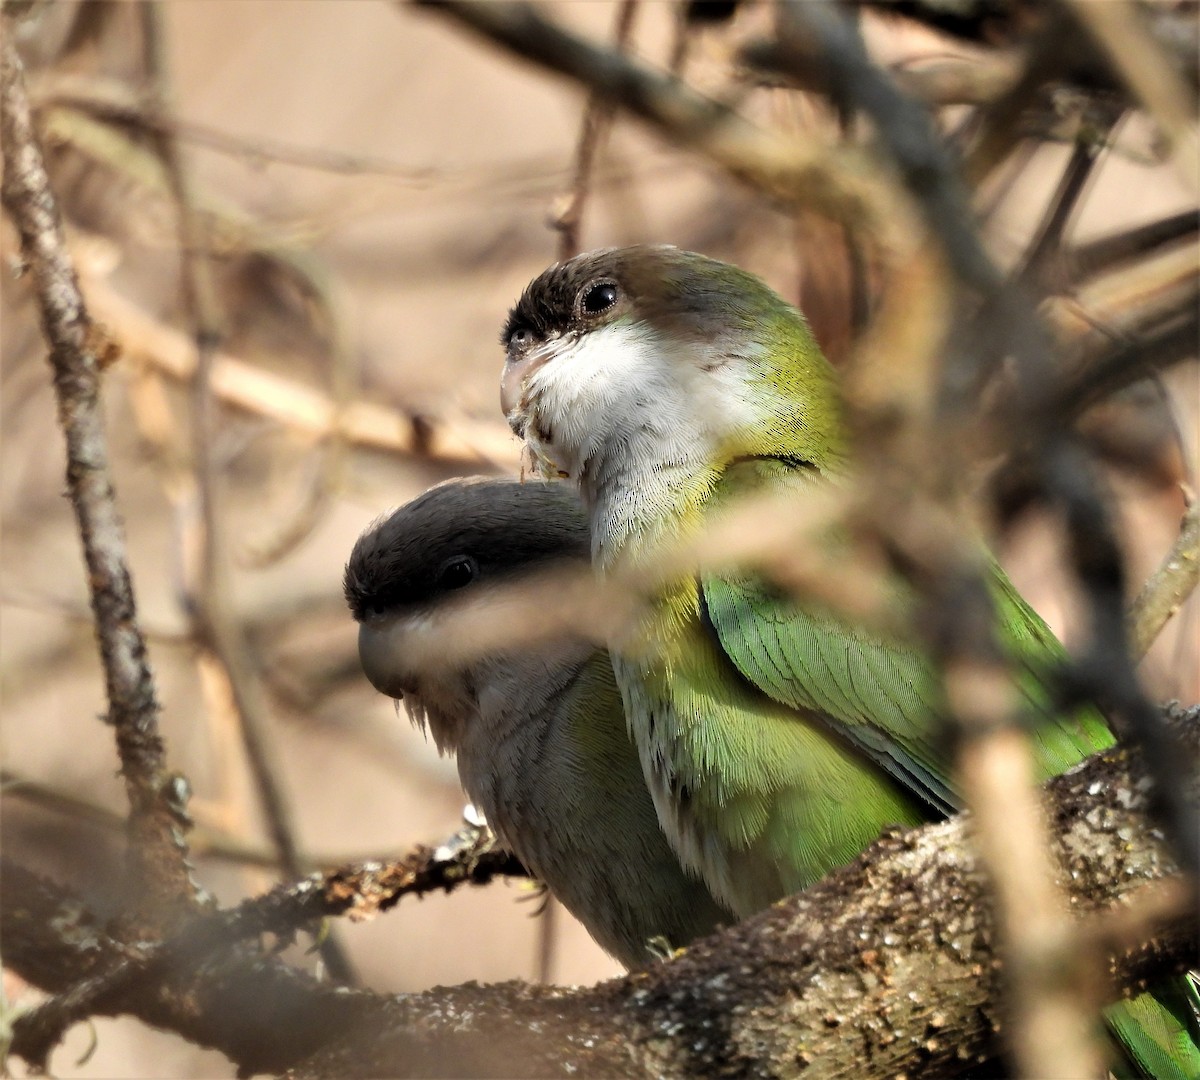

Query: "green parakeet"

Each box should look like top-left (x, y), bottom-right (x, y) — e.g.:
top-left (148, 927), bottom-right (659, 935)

top-left (499, 245), bottom-right (1198, 1077)
top-left (345, 477), bottom-right (733, 969)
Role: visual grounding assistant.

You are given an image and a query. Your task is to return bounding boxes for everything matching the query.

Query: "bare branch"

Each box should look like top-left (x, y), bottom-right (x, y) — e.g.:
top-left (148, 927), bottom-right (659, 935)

top-left (6, 708), bottom-right (1193, 1078)
top-left (0, 769), bottom-right (394, 871)
top-left (1129, 494), bottom-right (1200, 662)
top-left (1, 860), bottom-right (389, 1077)
top-left (3, 821), bottom-right (526, 1073)
top-left (1065, 0), bottom-right (1200, 192)
top-left (416, 0), bottom-right (918, 246)
top-left (1067, 209), bottom-right (1199, 283)
top-left (82, 275), bottom-right (518, 468)
top-left (0, 17), bottom-right (195, 917)
top-left (31, 73), bottom-right (587, 194)
top-left (134, 4), bottom-right (355, 984)
top-left (551, 0), bottom-right (638, 261)
top-left (888, 51), bottom-right (1022, 107)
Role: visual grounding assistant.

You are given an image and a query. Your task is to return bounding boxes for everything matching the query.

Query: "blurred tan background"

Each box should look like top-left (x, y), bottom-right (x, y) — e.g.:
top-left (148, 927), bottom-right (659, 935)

top-left (2, 3), bottom-right (1196, 1076)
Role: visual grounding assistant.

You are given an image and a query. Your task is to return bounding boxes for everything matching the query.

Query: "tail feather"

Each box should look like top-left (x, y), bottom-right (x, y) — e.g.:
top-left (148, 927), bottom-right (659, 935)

top-left (1105, 976), bottom-right (1200, 1080)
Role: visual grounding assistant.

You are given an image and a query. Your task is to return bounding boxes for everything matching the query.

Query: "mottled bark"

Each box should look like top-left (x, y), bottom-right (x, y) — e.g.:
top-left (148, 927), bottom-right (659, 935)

top-left (289, 705), bottom-right (1198, 1079)
top-left (5, 707), bottom-right (1194, 1079)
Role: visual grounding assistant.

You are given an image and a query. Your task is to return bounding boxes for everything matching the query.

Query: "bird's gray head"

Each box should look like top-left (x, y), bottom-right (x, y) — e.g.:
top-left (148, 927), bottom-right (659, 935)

top-left (345, 478), bottom-right (590, 747)
top-left (499, 245), bottom-right (832, 500)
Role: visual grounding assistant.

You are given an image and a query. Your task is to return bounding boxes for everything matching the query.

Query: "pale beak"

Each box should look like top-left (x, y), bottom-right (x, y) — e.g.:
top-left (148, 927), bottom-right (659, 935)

top-left (500, 351), bottom-right (552, 429)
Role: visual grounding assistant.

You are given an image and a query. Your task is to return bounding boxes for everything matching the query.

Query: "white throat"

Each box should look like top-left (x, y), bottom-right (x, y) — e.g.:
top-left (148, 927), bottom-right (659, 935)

top-left (521, 320), bottom-right (759, 567)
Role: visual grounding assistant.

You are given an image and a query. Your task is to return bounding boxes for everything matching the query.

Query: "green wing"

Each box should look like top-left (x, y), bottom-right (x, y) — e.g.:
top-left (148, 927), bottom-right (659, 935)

top-left (699, 459), bottom-right (1187, 1078)
top-left (701, 569), bottom-right (959, 815)
top-left (985, 566), bottom-right (1116, 776)
top-left (701, 459), bottom-right (1113, 816)
top-left (1105, 976), bottom-right (1200, 1080)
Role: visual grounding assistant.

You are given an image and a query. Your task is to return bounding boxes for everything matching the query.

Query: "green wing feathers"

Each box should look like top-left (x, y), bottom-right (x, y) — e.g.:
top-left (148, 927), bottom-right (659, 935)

top-left (985, 569), bottom-right (1116, 773)
top-left (1105, 977), bottom-right (1200, 1080)
top-left (702, 572), bottom-right (959, 816)
top-left (702, 459), bottom-right (1193, 1078)
top-left (704, 458), bottom-right (1113, 810)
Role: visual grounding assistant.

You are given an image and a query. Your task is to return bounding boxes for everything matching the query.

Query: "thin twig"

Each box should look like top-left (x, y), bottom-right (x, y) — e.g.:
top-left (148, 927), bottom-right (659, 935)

top-left (0, 21), bottom-right (195, 917)
top-left (551, 0), bottom-right (638, 261)
top-left (1043, 309), bottom-right (1199, 435)
top-left (417, 1), bottom-right (918, 244)
top-left (135, 4), bottom-right (354, 985)
top-left (961, 12), bottom-right (1074, 187)
top-left (1128, 493), bottom-right (1200, 663)
top-left (81, 274), bottom-right (518, 467)
top-left (0, 769), bottom-right (392, 870)
top-left (1017, 114), bottom-right (1120, 291)
top-left (214, 822), bottom-right (527, 936)
top-left (31, 73), bottom-right (589, 193)
top-left (1065, 0), bottom-right (1200, 193)
top-left (1041, 241), bottom-right (1200, 372)
top-left (1067, 209), bottom-right (1199, 283)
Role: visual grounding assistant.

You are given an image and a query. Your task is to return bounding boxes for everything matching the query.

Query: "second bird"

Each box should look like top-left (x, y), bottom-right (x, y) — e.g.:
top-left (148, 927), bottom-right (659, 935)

top-left (345, 477), bottom-right (733, 970)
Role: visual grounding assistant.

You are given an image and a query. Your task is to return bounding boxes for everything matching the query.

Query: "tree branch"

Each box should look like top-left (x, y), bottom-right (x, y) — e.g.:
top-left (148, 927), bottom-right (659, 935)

top-left (415, 0), bottom-right (916, 246)
top-left (4, 707), bottom-right (1196, 1079)
top-left (2, 817), bottom-right (525, 1073)
top-left (1128, 494), bottom-right (1200, 662)
top-left (82, 275), bottom-right (518, 468)
top-left (0, 14), bottom-right (195, 918)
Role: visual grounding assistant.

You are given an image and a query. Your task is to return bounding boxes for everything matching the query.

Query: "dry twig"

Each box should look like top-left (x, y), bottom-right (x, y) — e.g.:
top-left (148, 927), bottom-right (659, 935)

top-left (82, 275), bottom-right (518, 467)
top-left (551, 0), bottom-right (639, 261)
top-left (1128, 493), bottom-right (1200, 663)
top-left (1066, 0), bottom-right (1199, 192)
top-left (0, 20), bottom-right (195, 918)
top-left (135, 4), bottom-right (354, 984)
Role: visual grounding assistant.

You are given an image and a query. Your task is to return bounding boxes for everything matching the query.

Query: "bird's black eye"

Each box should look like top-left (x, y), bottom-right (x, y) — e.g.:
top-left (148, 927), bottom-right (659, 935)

top-left (436, 555), bottom-right (478, 591)
top-left (580, 281), bottom-right (619, 316)
top-left (508, 325), bottom-right (533, 350)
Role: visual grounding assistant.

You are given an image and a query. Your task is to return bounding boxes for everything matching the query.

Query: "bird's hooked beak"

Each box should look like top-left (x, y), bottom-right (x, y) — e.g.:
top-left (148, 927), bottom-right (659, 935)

top-left (357, 617), bottom-right (412, 701)
top-left (500, 348), bottom-right (554, 434)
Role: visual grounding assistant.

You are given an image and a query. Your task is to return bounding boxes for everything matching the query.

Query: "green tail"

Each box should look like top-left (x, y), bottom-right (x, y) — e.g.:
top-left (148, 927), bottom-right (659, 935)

top-left (1106, 976), bottom-right (1200, 1080)
top-left (994, 576), bottom-right (1199, 1079)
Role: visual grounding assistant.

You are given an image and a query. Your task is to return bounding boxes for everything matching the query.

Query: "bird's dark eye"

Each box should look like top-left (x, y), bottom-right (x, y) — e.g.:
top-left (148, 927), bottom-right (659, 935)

top-left (580, 281), bottom-right (619, 316)
top-left (436, 555), bottom-right (478, 591)
top-left (508, 326), bottom-right (533, 350)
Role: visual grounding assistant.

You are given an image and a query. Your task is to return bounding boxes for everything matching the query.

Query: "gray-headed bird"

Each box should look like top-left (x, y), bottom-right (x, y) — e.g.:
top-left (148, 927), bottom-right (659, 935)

top-left (345, 477), bottom-right (733, 970)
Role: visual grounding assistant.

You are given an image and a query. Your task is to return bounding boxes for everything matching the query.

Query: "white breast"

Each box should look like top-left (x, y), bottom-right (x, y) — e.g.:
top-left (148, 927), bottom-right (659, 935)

top-left (522, 320), bottom-right (760, 567)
